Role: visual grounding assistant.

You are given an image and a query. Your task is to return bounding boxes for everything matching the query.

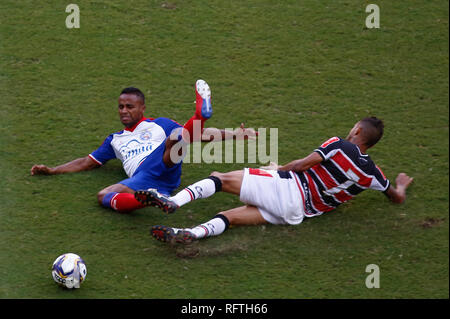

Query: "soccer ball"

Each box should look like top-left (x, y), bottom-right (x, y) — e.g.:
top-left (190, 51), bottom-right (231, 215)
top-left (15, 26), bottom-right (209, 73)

top-left (51, 253), bottom-right (87, 289)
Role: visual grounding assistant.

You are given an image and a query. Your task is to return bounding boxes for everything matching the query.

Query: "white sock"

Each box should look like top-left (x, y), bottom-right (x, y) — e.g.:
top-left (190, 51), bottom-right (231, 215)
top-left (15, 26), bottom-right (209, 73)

top-left (170, 176), bottom-right (222, 207)
top-left (188, 215), bottom-right (230, 239)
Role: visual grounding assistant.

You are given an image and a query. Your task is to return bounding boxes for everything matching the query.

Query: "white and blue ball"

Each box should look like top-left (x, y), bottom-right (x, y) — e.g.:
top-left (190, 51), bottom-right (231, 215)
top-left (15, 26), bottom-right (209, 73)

top-left (52, 253), bottom-right (87, 289)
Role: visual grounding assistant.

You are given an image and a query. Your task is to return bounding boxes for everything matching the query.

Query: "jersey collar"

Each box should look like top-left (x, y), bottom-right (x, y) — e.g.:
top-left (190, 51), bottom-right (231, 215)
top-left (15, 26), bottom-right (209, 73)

top-left (355, 144), bottom-right (368, 156)
top-left (124, 117), bottom-right (147, 132)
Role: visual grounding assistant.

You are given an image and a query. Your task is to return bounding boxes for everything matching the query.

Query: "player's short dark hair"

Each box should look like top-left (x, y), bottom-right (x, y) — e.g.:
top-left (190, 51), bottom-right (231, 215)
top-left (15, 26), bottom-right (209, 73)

top-left (120, 87), bottom-right (145, 104)
top-left (359, 117), bottom-right (384, 147)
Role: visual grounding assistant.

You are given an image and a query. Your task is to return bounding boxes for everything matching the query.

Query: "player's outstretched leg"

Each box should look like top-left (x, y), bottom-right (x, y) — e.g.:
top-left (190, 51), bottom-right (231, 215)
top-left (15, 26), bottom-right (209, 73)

top-left (150, 206), bottom-right (266, 244)
top-left (195, 79), bottom-right (212, 119)
top-left (135, 188), bottom-right (179, 214)
top-left (134, 175), bottom-right (223, 213)
top-left (182, 79), bottom-right (213, 143)
top-left (151, 214), bottom-right (230, 244)
top-left (151, 225), bottom-right (195, 244)
top-left (98, 184), bottom-right (145, 213)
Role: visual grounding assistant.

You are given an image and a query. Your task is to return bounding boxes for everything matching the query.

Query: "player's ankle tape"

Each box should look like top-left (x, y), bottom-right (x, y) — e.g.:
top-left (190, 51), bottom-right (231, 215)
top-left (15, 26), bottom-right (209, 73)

top-left (207, 176), bottom-right (222, 192)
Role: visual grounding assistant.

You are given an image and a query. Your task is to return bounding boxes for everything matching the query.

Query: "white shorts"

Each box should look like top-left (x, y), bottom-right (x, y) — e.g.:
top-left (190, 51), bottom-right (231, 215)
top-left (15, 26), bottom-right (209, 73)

top-left (239, 168), bottom-right (305, 225)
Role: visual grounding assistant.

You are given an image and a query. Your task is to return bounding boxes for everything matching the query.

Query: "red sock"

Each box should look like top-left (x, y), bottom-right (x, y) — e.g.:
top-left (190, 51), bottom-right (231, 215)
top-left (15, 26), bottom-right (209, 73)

top-left (110, 193), bottom-right (145, 213)
top-left (183, 115), bottom-right (206, 142)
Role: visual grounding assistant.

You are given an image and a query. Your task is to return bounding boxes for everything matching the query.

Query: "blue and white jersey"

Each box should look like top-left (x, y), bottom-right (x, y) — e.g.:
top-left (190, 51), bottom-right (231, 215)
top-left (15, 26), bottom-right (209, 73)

top-left (89, 117), bottom-right (181, 178)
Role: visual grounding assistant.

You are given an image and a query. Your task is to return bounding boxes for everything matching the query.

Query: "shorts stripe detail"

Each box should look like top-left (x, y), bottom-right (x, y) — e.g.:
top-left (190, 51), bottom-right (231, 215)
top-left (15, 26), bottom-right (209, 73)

top-left (248, 168), bottom-right (273, 177)
top-left (88, 154), bottom-right (103, 165)
top-left (293, 173), bottom-right (313, 217)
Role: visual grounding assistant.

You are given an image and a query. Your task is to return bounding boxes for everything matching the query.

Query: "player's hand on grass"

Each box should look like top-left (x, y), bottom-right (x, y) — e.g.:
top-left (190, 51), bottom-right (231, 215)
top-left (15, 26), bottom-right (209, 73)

top-left (31, 164), bottom-right (53, 175)
top-left (233, 123), bottom-right (258, 140)
top-left (396, 173), bottom-right (414, 190)
top-left (259, 161), bottom-right (279, 170)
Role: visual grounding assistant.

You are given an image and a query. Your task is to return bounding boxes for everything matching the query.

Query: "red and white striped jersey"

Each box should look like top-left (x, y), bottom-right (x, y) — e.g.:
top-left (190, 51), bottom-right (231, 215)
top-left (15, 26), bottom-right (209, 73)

top-left (295, 137), bottom-right (390, 217)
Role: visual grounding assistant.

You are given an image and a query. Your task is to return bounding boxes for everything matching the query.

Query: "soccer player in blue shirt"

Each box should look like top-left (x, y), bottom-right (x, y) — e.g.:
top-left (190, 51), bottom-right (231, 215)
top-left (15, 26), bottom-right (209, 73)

top-left (31, 80), bottom-right (256, 213)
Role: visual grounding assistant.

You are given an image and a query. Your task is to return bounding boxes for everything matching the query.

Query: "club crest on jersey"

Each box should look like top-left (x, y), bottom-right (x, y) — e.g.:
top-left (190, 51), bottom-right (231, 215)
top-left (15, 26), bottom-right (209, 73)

top-left (139, 131), bottom-right (152, 141)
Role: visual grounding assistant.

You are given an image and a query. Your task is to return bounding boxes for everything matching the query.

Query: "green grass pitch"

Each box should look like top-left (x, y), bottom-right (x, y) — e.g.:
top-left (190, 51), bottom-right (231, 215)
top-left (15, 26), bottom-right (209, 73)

top-left (0, 0), bottom-right (448, 299)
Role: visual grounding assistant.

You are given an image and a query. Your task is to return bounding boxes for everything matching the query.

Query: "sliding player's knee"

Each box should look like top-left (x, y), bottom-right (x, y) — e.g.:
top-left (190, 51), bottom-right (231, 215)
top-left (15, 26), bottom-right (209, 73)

top-left (210, 171), bottom-right (222, 178)
top-left (208, 172), bottom-right (224, 192)
top-left (210, 171), bottom-right (233, 183)
top-left (210, 170), bottom-right (243, 195)
top-left (97, 189), bottom-right (107, 205)
top-left (210, 171), bottom-right (239, 189)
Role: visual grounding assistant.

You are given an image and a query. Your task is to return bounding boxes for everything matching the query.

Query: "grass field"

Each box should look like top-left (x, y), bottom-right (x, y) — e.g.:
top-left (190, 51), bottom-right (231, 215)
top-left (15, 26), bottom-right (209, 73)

top-left (0, 0), bottom-right (448, 300)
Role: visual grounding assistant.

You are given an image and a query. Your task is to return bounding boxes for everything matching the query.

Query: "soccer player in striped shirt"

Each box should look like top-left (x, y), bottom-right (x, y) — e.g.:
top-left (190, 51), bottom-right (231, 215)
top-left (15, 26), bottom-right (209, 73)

top-left (135, 117), bottom-right (414, 244)
top-left (30, 80), bottom-right (256, 213)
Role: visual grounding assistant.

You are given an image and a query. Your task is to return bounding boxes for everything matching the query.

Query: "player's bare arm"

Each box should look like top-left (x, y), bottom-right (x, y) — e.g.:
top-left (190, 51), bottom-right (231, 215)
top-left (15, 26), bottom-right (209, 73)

top-left (384, 172), bottom-right (414, 204)
top-left (31, 156), bottom-right (100, 176)
top-left (277, 152), bottom-right (323, 173)
top-left (162, 124), bottom-right (258, 168)
top-left (201, 123), bottom-right (258, 142)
